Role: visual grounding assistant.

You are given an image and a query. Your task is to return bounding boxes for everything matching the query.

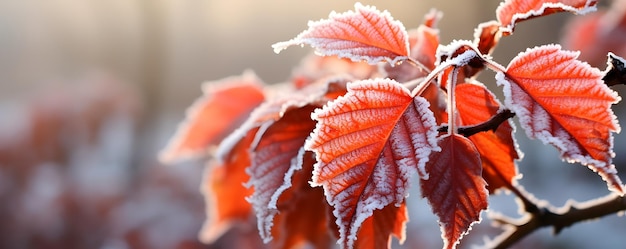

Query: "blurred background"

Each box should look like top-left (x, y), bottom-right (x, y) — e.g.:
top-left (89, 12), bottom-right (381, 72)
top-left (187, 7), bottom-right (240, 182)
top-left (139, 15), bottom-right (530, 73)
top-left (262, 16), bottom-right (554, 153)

top-left (0, 0), bottom-right (624, 248)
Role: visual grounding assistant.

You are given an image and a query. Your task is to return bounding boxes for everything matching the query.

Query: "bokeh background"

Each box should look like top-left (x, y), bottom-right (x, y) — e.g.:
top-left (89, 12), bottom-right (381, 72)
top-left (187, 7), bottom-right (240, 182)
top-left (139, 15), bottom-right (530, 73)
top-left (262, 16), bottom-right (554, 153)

top-left (0, 0), bottom-right (624, 248)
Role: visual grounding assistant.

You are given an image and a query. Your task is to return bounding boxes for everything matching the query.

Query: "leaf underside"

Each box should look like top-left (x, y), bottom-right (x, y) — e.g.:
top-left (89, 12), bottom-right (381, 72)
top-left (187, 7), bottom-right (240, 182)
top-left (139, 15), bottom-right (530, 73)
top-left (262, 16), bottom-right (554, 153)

top-left (247, 105), bottom-right (318, 243)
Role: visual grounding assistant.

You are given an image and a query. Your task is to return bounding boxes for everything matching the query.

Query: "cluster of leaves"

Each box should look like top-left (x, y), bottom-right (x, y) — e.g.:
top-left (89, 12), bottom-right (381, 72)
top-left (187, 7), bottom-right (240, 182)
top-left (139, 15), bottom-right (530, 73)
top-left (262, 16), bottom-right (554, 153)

top-left (161, 0), bottom-right (626, 248)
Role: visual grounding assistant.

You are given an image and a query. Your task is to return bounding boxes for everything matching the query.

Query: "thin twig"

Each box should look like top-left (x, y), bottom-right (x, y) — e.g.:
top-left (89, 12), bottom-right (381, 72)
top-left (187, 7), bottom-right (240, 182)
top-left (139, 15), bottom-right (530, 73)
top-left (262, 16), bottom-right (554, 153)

top-left (438, 109), bottom-right (515, 137)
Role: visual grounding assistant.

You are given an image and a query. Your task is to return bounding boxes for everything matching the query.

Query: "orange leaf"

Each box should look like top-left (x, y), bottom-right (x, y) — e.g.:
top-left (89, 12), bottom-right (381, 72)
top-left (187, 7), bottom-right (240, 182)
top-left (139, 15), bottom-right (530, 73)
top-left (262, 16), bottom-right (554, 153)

top-left (496, 44), bottom-right (623, 193)
top-left (159, 71), bottom-right (265, 163)
top-left (473, 21), bottom-right (502, 55)
top-left (306, 79), bottom-right (439, 249)
top-left (215, 78), bottom-right (343, 161)
top-left (270, 152), bottom-right (336, 249)
top-left (247, 105), bottom-right (318, 243)
top-left (199, 76), bottom-right (347, 244)
top-left (420, 134), bottom-right (488, 249)
top-left (455, 83), bottom-right (520, 193)
top-left (273, 3), bottom-right (410, 66)
top-left (496, 0), bottom-right (597, 34)
top-left (199, 131), bottom-right (256, 244)
top-left (354, 202), bottom-right (408, 249)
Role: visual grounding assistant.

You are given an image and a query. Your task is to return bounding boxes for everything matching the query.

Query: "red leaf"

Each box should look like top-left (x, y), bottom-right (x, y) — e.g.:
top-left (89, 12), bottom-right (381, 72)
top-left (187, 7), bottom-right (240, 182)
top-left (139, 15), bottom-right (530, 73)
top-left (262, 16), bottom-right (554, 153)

top-left (199, 131), bottom-right (256, 244)
top-left (496, 44), bottom-right (623, 193)
top-left (354, 202), bottom-right (408, 249)
top-left (496, 0), bottom-right (597, 34)
top-left (199, 77), bottom-right (348, 244)
top-left (246, 105), bottom-right (318, 243)
top-left (306, 79), bottom-right (439, 249)
top-left (159, 71), bottom-right (265, 163)
top-left (455, 83), bottom-right (520, 193)
top-left (215, 78), bottom-right (344, 161)
top-left (270, 152), bottom-right (336, 249)
top-left (420, 134), bottom-right (488, 249)
top-left (473, 21), bottom-right (502, 55)
top-left (273, 3), bottom-right (410, 65)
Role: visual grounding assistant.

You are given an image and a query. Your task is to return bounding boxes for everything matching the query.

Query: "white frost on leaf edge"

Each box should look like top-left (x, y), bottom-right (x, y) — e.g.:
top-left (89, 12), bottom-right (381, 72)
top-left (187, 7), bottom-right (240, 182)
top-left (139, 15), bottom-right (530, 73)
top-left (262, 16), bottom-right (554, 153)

top-left (435, 40), bottom-right (481, 67)
top-left (494, 45), bottom-right (624, 193)
top-left (496, 0), bottom-right (597, 34)
top-left (246, 147), bottom-right (307, 243)
top-left (306, 78), bottom-right (439, 249)
top-left (272, 2), bottom-right (410, 67)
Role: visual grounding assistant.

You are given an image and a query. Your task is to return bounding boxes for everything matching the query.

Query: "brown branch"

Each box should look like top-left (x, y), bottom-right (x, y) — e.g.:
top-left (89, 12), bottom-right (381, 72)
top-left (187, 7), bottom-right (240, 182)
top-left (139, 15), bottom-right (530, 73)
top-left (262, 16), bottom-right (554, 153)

top-left (485, 190), bottom-right (626, 249)
top-left (438, 109), bottom-right (515, 137)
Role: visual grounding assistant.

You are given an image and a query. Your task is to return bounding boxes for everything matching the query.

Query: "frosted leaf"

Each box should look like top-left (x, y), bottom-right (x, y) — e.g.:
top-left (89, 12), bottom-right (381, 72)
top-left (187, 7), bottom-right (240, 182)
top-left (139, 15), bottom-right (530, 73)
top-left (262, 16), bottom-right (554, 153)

top-left (496, 44), bottom-right (623, 194)
top-left (273, 3), bottom-right (410, 66)
top-left (246, 106), bottom-right (317, 243)
top-left (496, 0), bottom-right (598, 34)
top-left (306, 78), bottom-right (439, 248)
top-left (420, 134), bottom-right (488, 249)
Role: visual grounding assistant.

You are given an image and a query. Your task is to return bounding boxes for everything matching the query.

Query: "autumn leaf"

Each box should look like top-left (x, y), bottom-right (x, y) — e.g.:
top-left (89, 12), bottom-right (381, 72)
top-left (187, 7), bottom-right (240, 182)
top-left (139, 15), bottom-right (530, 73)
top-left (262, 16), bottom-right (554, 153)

top-left (273, 2), bottom-right (410, 66)
top-left (306, 79), bottom-right (439, 249)
top-left (420, 134), bottom-right (488, 249)
top-left (354, 202), bottom-right (408, 249)
top-left (496, 0), bottom-right (597, 34)
top-left (159, 71), bottom-right (265, 163)
top-left (473, 20), bottom-right (502, 56)
top-left (199, 132), bottom-right (256, 244)
top-left (246, 105), bottom-right (318, 243)
top-left (496, 44), bottom-right (623, 193)
top-left (455, 82), bottom-right (520, 193)
top-left (269, 151), bottom-right (336, 249)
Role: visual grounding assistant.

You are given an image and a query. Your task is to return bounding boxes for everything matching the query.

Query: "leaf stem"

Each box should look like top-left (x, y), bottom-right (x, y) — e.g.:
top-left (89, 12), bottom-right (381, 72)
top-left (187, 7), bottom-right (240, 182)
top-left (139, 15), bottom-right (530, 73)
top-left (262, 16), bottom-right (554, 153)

top-left (407, 57), bottom-right (432, 74)
top-left (447, 67), bottom-right (460, 135)
top-left (483, 57), bottom-right (507, 74)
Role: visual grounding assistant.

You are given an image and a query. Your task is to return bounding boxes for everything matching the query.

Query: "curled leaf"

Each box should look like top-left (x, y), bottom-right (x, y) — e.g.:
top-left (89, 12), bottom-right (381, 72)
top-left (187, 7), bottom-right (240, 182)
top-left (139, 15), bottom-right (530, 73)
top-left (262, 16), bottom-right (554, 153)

top-left (473, 20), bottom-right (502, 56)
top-left (247, 106), bottom-right (318, 243)
top-left (269, 151), bottom-right (335, 249)
top-left (496, 44), bottom-right (623, 193)
top-left (273, 3), bottom-right (410, 66)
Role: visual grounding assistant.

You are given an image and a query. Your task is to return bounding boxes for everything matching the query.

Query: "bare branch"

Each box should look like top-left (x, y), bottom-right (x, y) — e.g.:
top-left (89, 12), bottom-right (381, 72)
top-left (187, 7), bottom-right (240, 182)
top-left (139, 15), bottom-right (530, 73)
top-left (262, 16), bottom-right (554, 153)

top-left (438, 109), bottom-right (515, 137)
top-left (484, 191), bottom-right (626, 249)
